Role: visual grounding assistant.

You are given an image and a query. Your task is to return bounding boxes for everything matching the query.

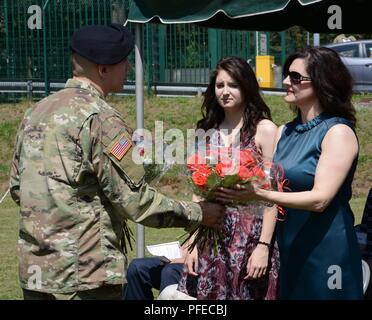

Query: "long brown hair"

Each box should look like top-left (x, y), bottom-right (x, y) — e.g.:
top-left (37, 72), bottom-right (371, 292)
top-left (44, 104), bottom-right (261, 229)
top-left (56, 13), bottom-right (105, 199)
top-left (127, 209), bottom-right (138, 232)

top-left (197, 56), bottom-right (272, 138)
top-left (283, 46), bottom-right (356, 126)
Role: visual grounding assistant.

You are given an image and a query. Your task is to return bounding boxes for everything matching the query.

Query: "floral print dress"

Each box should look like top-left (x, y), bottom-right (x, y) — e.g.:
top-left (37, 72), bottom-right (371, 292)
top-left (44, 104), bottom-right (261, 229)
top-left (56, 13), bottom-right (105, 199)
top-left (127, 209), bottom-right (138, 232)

top-left (178, 136), bottom-right (280, 300)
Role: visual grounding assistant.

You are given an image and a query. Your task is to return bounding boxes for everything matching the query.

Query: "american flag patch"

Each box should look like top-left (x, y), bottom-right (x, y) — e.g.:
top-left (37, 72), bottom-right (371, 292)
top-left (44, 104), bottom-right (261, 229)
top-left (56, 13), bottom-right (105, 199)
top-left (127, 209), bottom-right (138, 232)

top-left (110, 133), bottom-right (132, 161)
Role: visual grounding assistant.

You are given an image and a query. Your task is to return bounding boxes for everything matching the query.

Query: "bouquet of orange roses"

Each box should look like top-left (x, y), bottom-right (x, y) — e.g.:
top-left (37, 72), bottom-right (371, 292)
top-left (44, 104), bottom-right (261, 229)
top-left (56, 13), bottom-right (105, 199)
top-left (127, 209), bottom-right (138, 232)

top-left (187, 146), bottom-right (271, 199)
top-left (184, 144), bottom-right (285, 252)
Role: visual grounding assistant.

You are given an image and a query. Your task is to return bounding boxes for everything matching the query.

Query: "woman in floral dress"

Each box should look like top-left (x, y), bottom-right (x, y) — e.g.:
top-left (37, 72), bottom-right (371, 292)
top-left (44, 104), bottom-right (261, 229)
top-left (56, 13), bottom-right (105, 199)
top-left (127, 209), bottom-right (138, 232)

top-left (178, 56), bottom-right (280, 300)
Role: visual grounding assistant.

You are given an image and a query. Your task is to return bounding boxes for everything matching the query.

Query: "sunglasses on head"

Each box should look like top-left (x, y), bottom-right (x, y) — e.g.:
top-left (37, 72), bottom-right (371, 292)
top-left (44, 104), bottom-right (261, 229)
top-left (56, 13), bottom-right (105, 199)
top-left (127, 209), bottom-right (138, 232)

top-left (286, 71), bottom-right (312, 84)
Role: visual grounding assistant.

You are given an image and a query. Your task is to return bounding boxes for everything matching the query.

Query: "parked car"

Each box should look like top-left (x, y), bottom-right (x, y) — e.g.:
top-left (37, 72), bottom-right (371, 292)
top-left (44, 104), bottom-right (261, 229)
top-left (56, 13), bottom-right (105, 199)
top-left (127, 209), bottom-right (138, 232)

top-left (325, 40), bottom-right (372, 92)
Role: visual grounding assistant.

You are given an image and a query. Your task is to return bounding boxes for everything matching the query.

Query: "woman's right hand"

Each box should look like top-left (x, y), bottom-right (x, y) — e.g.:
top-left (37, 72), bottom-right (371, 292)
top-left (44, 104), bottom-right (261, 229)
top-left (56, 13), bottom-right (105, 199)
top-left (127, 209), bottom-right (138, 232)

top-left (185, 246), bottom-right (199, 276)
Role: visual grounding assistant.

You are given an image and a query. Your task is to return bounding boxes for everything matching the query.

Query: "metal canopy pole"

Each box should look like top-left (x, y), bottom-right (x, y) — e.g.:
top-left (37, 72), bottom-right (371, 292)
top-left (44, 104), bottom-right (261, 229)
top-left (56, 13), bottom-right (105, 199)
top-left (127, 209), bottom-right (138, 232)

top-left (135, 23), bottom-right (145, 258)
top-left (313, 33), bottom-right (320, 46)
top-left (43, 0), bottom-right (51, 96)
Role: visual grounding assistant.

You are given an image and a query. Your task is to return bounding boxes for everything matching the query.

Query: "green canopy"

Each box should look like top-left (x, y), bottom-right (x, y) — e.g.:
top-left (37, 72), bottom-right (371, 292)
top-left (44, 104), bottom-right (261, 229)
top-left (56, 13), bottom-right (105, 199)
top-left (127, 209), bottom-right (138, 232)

top-left (128, 0), bottom-right (323, 31)
top-left (128, 0), bottom-right (320, 23)
top-left (128, 0), bottom-right (372, 258)
top-left (127, 0), bottom-right (371, 32)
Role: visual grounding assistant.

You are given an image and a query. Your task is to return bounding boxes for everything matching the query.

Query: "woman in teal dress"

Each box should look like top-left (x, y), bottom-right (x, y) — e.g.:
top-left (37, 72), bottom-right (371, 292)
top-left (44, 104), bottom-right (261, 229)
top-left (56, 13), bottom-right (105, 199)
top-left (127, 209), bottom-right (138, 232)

top-left (215, 46), bottom-right (363, 299)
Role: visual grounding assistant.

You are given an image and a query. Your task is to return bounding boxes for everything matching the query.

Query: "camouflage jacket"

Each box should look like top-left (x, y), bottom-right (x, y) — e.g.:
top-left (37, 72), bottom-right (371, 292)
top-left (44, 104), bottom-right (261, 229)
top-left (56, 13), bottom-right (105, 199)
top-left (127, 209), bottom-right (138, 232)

top-left (9, 79), bottom-right (202, 293)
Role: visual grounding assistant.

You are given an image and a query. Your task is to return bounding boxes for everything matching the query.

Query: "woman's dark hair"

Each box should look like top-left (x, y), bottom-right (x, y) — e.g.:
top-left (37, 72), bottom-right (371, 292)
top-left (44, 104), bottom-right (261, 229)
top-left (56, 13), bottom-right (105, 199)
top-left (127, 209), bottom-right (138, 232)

top-left (197, 56), bottom-right (272, 138)
top-left (283, 46), bottom-right (356, 126)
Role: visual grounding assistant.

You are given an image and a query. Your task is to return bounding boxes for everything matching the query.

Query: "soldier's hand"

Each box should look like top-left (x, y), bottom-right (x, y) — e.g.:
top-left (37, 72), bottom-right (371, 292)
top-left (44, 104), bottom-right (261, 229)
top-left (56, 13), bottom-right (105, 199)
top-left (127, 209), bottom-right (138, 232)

top-left (198, 201), bottom-right (225, 228)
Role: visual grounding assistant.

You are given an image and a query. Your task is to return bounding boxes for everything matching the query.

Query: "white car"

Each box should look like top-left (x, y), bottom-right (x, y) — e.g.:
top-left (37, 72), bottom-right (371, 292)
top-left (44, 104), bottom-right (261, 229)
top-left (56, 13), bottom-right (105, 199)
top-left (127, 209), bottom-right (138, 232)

top-left (325, 40), bottom-right (372, 92)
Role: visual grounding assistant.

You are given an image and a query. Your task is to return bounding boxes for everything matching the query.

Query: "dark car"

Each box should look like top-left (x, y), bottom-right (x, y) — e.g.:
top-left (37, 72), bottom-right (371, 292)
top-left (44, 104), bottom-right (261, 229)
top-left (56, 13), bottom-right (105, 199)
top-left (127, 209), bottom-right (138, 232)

top-left (325, 40), bottom-right (372, 92)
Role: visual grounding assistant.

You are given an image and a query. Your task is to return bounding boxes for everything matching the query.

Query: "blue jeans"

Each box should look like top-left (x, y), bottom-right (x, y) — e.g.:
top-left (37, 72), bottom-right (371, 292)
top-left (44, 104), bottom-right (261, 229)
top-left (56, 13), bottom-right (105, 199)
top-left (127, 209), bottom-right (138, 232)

top-left (122, 257), bottom-right (183, 300)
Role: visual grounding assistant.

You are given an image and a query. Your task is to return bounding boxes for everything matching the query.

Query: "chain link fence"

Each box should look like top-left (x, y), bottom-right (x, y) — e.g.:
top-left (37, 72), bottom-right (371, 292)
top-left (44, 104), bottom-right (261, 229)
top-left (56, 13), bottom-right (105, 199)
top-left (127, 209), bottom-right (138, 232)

top-left (0, 0), bottom-right (295, 102)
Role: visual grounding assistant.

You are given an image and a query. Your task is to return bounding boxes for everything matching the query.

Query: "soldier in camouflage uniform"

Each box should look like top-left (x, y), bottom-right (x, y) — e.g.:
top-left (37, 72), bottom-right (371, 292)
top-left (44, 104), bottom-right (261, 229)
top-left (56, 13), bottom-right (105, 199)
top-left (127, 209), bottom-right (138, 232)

top-left (9, 24), bottom-right (224, 300)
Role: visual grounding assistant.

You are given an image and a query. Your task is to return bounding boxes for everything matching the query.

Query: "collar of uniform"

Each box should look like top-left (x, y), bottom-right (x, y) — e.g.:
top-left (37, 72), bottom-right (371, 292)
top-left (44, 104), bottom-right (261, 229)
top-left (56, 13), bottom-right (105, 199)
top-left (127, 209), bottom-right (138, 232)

top-left (65, 78), bottom-right (105, 99)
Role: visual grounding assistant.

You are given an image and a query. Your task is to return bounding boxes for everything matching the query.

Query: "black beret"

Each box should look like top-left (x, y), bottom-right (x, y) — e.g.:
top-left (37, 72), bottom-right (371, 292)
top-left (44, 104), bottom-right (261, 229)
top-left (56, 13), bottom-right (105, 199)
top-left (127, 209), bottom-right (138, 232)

top-left (71, 24), bottom-right (134, 65)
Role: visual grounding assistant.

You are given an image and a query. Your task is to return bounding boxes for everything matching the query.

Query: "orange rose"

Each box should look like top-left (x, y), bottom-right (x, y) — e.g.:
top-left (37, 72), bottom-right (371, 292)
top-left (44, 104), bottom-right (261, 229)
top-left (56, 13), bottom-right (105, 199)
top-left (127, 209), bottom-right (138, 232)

top-left (240, 149), bottom-right (256, 168)
top-left (192, 166), bottom-right (212, 188)
top-left (215, 161), bottom-right (238, 177)
top-left (238, 166), bottom-right (253, 180)
top-left (251, 166), bottom-right (266, 180)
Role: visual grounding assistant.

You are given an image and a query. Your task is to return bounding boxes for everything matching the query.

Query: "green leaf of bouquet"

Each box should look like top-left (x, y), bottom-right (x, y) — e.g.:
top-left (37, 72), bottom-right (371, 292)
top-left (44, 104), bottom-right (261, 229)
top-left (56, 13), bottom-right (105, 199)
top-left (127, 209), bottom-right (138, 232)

top-left (221, 174), bottom-right (240, 187)
top-left (240, 176), bottom-right (259, 184)
top-left (206, 172), bottom-right (221, 189)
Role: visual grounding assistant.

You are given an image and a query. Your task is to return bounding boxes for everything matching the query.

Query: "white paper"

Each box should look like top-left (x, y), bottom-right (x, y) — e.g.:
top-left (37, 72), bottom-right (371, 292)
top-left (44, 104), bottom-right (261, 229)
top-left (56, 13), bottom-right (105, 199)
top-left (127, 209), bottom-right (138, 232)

top-left (146, 241), bottom-right (181, 260)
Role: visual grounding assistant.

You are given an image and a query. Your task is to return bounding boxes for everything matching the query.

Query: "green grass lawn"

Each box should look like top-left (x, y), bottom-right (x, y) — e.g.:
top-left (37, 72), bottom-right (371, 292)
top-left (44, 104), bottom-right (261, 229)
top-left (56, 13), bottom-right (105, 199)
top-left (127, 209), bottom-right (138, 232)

top-left (0, 94), bottom-right (371, 299)
top-left (0, 195), bottom-right (367, 300)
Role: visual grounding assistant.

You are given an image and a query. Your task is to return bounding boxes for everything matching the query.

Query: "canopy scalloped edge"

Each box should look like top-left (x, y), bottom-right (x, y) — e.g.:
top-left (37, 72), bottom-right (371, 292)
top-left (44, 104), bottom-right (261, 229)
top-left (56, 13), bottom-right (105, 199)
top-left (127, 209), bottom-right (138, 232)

top-left (127, 0), bottom-right (298, 24)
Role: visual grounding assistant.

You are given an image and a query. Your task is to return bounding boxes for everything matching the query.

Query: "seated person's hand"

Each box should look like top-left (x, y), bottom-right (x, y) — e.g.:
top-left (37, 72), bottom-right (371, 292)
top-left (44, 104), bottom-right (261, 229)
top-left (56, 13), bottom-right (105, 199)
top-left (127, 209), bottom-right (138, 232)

top-left (184, 246), bottom-right (198, 276)
top-left (170, 244), bottom-right (189, 264)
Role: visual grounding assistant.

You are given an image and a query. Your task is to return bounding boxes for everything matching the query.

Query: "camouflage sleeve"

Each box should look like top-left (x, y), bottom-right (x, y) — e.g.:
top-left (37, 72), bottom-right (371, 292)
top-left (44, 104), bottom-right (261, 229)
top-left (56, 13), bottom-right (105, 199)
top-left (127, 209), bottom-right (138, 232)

top-left (9, 108), bottom-right (32, 205)
top-left (86, 113), bottom-right (202, 230)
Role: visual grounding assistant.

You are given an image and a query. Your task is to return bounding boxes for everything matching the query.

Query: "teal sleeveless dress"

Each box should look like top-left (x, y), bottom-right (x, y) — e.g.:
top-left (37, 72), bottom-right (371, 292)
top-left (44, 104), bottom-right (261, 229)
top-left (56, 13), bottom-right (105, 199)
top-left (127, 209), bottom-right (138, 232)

top-left (274, 113), bottom-right (363, 300)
